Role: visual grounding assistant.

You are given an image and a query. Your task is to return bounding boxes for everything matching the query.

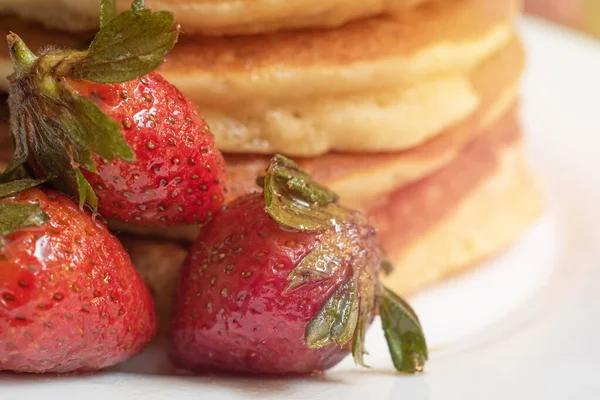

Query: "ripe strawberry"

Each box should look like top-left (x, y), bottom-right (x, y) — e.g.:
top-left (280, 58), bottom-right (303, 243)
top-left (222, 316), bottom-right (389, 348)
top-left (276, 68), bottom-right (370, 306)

top-left (0, 183), bottom-right (156, 373)
top-left (169, 156), bottom-right (428, 375)
top-left (71, 73), bottom-right (225, 225)
top-left (3, 0), bottom-right (225, 226)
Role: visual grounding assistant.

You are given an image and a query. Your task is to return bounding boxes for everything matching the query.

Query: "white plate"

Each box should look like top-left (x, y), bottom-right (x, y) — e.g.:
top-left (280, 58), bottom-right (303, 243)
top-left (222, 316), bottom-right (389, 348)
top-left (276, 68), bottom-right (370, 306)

top-left (3, 17), bottom-right (600, 399)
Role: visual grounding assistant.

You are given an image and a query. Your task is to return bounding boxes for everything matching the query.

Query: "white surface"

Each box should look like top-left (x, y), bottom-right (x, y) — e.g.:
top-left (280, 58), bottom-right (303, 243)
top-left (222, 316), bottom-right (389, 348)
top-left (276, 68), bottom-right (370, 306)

top-left (3, 18), bottom-right (600, 399)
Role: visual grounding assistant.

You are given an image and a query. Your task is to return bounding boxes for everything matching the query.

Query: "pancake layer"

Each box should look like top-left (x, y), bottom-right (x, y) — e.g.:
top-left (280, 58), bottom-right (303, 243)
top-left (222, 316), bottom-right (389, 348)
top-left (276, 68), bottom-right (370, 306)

top-left (375, 122), bottom-right (541, 295)
top-left (163, 0), bottom-right (518, 155)
top-left (0, 0), bottom-right (517, 100)
top-left (224, 37), bottom-right (523, 208)
top-left (162, 0), bottom-right (517, 104)
top-left (0, 0), bottom-right (428, 36)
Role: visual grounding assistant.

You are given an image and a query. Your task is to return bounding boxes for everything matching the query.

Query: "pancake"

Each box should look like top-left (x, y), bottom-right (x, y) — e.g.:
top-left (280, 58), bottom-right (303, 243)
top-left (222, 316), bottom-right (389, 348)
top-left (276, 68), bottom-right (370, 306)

top-left (0, 0), bottom-right (517, 100)
top-left (0, 0), bottom-right (427, 36)
top-left (162, 0), bottom-right (517, 105)
top-left (375, 123), bottom-right (542, 295)
top-left (381, 145), bottom-right (540, 294)
top-left (0, 0), bottom-right (517, 155)
top-left (161, 0), bottom-right (519, 155)
top-left (224, 37), bottom-right (523, 209)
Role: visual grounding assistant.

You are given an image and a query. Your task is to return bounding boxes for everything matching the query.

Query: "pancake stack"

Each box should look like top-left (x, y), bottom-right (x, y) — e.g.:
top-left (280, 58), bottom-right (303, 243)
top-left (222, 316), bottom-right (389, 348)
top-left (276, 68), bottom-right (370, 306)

top-left (0, 0), bottom-right (541, 297)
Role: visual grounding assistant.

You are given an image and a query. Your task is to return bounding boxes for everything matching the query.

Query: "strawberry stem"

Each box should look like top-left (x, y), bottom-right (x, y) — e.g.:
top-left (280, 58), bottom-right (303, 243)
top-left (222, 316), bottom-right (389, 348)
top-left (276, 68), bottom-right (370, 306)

top-left (7, 33), bottom-right (37, 79)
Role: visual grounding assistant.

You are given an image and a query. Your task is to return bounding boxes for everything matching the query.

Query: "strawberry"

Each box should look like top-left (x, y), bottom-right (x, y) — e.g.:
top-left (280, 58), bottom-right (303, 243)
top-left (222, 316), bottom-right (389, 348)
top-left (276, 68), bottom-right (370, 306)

top-left (169, 156), bottom-right (428, 375)
top-left (0, 182), bottom-right (156, 373)
top-left (2, 0), bottom-right (225, 226)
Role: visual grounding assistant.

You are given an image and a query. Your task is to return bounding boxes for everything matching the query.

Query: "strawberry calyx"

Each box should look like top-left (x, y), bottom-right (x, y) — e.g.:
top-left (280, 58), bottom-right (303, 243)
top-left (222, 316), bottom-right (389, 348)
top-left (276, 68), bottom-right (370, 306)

top-left (263, 155), bottom-right (346, 231)
top-left (0, 178), bottom-right (48, 235)
top-left (259, 155), bottom-right (428, 373)
top-left (379, 286), bottom-right (428, 373)
top-left (2, 0), bottom-right (179, 210)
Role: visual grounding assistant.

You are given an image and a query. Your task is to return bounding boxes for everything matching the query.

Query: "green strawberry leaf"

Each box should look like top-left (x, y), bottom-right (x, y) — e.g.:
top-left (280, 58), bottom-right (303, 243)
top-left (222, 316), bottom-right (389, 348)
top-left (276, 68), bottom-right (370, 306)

top-left (351, 251), bottom-right (378, 368)
top-left (1, 41), bottom-right (33, 184)
top-left (76, 169), bottom-right (98, 210)
top-left (285, 232), bottom-right (349, 292)
top-left (263, 155), bottom-right (345, 231)
top-left (100, 0), bottom-right (118, 28)
top-left (305, 278), bottom-right (359, 349)
top-left (0, 179), bottom-right (48, 235)
top-left (351, 315), bottom-right (369, 367)
top-left (303, 228), bottom-right (379, 365)
top-left (379, 286), bottom-right (428, 373)
top-left (0, 203), bottom-right (49, 236)
top-left (65, 6), bottom-right (178, 83)
top-left (265, 155), bottom-right (338, 206)
top-left (0, 179), bottom-right (45, 199)
top-left (6, 36), bottom-right (134, 210)
top-left (5, 0), bottom-right (178, 211)
top-left (56, 90), bottom-right (135, 163)
top-left (265, 199), bottom-right (347, 231)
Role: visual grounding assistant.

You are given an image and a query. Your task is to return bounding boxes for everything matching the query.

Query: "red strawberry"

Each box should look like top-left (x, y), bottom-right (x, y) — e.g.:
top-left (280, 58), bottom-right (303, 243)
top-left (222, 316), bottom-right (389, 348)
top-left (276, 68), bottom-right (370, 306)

top-left (169, 155), bottom-right (428, 375)
top-left (71, 73), bottom-right (225, 225)
top-left (0, 184), bottom-right (156, 373)
top-left (3, 0), bottom-right (225, 226)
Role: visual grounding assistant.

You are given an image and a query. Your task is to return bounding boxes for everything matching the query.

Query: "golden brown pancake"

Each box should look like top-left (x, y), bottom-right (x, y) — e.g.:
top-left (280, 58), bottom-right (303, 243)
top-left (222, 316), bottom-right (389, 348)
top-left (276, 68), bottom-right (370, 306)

top-left (0, 0), bottom-right (518, 155)
top-left (0, 0), bottom-right (428, 36)
top-left (380, 145), bottom-right (541, 295)
top-left (160, 0), bottom-right (519, 155)
top-left (163, 0), bottom-right (517, 103)
top-left (0, 0), bottom-right (517, 100)
top-left (374, 119), bottom-right (541, 295)
top-left (224, 37), bottom-right (523, 209)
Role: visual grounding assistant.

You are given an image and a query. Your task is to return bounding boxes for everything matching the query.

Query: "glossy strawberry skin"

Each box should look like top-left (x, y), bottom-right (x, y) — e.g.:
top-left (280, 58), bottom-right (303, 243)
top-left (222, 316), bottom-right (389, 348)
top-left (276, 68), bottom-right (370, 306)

top-left (70, 72), bottom-right (225, 227)
top-left (0, 189), bottom-right (156, 373)
top-left (169, 193), bottom-right (378, 375)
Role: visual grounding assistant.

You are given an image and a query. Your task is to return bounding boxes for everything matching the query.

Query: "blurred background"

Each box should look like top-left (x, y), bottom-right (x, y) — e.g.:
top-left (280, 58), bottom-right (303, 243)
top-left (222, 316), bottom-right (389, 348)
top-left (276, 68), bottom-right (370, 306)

top-left (525, 0), bottom-right (600, 36)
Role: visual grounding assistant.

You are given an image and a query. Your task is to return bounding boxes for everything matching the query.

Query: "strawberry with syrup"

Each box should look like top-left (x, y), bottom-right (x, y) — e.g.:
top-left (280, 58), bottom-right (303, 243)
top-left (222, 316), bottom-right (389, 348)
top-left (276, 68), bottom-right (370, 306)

top-left (170, 156), bottom-right (428, 375)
